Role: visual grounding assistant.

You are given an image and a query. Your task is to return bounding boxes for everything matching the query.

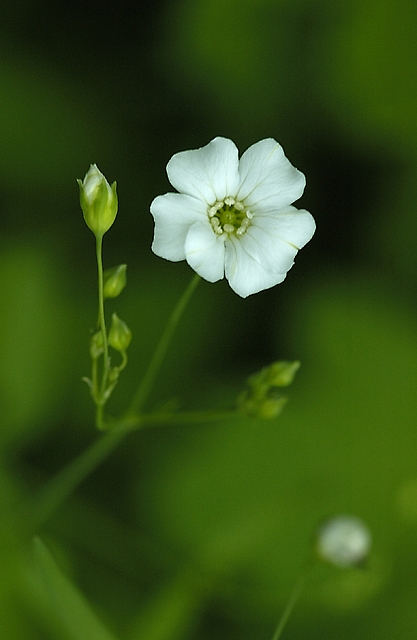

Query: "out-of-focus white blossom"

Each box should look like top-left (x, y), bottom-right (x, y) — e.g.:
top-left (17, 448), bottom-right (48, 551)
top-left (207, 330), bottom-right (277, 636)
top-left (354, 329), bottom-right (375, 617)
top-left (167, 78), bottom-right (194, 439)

top-left (316, 516), bottom-right (372, 568)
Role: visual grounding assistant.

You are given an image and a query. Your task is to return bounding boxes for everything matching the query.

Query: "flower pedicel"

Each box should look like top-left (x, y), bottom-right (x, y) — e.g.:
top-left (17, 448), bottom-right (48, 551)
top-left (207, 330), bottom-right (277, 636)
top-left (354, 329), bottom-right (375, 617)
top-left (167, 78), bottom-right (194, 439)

top-left (150, 137), bottom-right (316, 297)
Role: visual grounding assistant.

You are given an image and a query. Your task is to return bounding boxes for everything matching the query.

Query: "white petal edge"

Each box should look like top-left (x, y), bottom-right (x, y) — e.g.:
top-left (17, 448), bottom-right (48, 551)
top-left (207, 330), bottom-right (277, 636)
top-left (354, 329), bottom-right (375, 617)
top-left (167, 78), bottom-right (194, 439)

top-left (184, 221), bottom-right (226, 282)
top-left (239, 224), bottom-right (298, 275)
top-left (224, 236), bottom-right (288, 298)
top-left (239, 206), bottom-right (316, 273)
top-left (167, 137), bottom-right (241, 204)
top-left (237, 139), bottom-right (306, 211)
top-left (150, 193), bottom-right (206, 261)
top-left (255, 207), bottom-right (316, 249)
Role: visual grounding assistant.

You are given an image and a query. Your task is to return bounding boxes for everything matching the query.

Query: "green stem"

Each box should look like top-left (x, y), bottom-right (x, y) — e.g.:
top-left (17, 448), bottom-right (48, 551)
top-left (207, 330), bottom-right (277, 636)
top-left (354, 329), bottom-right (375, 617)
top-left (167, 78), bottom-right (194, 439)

top-left (96, 234), bottom-right (110, 427)
top-left (128, 273), bottom-right (200, 415)
top-left (22, 406), bottom-right (234, 530)
top-left (130, 565), bottom-right (211, 640)
top-left (24, 275), bottom-right (204, 530)
top-left (271, 574), bottom-right (307, 640)
top-left (97, 407), bottom-right (237, 437)
top-left (25, 425), bottom-right (130, 533)
top-left (140, 409), bottom-right (236, 428)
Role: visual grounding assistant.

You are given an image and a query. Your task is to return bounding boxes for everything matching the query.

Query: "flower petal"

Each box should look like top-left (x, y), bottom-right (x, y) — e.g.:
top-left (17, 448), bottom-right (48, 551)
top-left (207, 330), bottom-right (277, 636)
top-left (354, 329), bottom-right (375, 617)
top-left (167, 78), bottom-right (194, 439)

top-left (239, 206), bottom-right (316, 273)
top-left (256, 206), bottom-right (316, 249)
top-left (224, 236), bottom-right (288, 298)
top-left (240, 224), bottom-right (298, 275)
top-left (237, 139), bottom-right (306, 210)
top-left (150, 193), bottom-right (206, 261)
top-left (184, 221), bottom-right (225, 282)
top-left (167, 137), bottom-right (241, 204)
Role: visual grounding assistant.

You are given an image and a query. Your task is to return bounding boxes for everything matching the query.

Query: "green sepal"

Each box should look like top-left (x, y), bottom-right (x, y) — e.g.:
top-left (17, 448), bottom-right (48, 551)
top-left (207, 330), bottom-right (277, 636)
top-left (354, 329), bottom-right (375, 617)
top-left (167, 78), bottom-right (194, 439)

top-left (103, 264), bottom-right (127, 299)
top-left (108, 313), bottom-right (132, 352)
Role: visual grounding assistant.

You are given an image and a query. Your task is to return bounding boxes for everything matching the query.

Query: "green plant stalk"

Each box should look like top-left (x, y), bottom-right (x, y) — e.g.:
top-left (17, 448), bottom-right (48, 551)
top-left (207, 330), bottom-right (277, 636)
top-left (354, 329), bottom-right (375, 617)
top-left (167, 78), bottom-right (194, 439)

top-left (139, 409), bottom-right (237, 428)
top-left (23, 408), bottom-right (235, 532)
top-left (25, 425), bottom-right (131, 533)
top-left (271, 574), bottom-right (307, 640)
top-left (24, 275), bottom-right (206, 529)
top-left (127, 273), bottom-right (200, 415)
top-left (95, 234), bottom-right (110, 428)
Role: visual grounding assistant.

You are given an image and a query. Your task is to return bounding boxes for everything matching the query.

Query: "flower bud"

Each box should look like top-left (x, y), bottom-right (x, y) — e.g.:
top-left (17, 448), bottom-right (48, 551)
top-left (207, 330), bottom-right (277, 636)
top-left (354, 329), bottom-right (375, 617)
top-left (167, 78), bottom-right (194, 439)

top-left (248, 393), bottom-right (288, 419)
top-left (316, 516), bottom-right (371, 568)
top-left (108, 313), bottom-right (132, 352)
top-left (248, 361), bottom-right (300, 390)
top-left (237, 361), bottom-right (300, 419)
top-left (78, 164), bottom-right (118, 237)
top-left (90, 330), bottom-right (104, 358)
top-left (103, 264), bottom-right (127, 299)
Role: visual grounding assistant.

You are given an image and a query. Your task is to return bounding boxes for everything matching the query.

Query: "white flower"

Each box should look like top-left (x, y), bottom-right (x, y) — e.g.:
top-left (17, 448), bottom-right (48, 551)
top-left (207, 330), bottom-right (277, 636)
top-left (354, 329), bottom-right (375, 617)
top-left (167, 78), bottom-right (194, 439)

top-left (316, 516), bottom-right (372, 568)
top-left (150, 137), bottom-right (315, 298)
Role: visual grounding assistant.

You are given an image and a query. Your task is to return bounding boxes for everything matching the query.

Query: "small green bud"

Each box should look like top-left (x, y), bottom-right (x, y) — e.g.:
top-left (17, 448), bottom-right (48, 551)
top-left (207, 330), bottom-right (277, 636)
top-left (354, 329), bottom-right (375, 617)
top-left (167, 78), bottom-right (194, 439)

top-left (78, 164), bottom-right (118, 237)
top-left (248, 360), bottom-right (300, 390)
top-left (103, 264), bottom-right (127, 299)
top-left (90, 330), bottom-right (104, 358)
top-left (237, 360), bottom-right (300, 419)
top-left (108, 313), bottom-right (132, 352)
top-left (253, 394), bottom-right (288, 419)
top-left (237, 388), bottom-right (288, 419)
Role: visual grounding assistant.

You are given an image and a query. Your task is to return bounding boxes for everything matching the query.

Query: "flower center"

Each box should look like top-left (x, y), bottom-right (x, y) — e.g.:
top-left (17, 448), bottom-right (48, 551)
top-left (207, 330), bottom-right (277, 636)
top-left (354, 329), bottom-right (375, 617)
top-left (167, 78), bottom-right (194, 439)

top-left (208, 197), bottom-right (252, 237)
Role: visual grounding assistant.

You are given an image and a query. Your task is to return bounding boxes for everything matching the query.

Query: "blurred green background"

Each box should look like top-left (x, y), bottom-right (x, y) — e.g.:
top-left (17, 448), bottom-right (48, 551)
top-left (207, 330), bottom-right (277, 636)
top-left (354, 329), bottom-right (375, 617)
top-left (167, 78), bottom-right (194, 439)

top-left (1, 0), bottom-right (417, 637)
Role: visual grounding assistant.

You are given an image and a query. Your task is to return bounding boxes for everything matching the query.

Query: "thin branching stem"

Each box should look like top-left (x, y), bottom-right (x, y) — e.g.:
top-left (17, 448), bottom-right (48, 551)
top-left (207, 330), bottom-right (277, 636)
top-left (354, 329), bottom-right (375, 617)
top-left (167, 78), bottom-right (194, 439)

top-left (128, 273), bottom-right (200, 415)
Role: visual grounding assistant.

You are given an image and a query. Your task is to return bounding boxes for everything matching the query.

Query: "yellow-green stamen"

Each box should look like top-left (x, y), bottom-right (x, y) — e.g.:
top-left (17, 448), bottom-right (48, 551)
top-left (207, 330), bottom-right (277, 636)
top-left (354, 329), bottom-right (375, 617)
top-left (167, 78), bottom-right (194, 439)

top-left (208, 197), bottom-right (252, 237)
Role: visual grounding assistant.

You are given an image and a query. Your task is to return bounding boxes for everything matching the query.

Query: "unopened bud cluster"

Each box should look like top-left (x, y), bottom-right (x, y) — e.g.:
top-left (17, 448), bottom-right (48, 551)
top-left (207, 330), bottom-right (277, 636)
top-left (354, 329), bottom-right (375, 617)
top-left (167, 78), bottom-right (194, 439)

top-left (238, 361), bottom-right (300, 419)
